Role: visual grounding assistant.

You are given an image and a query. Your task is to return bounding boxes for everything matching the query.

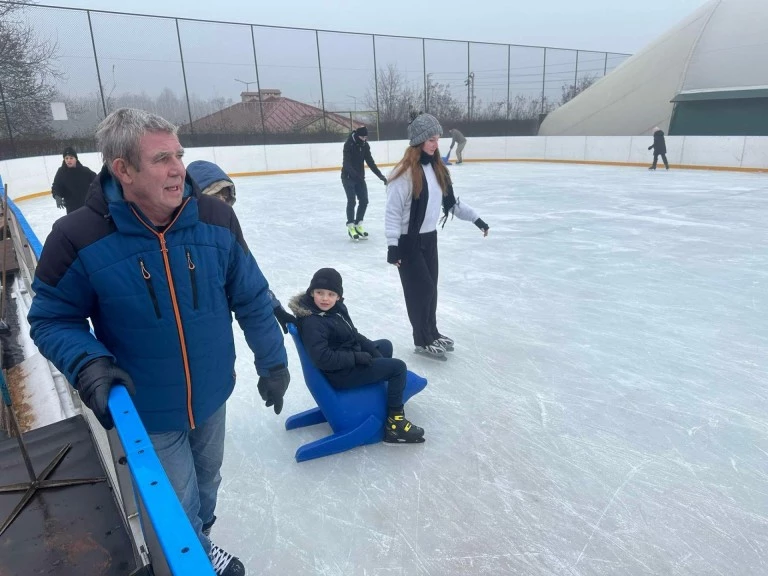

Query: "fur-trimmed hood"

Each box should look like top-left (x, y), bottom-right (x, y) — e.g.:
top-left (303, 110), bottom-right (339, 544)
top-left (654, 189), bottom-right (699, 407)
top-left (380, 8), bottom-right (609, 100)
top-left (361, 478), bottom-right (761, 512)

top-left (288, 292), bottom-right (313, 318)
top-left (288, 292), bottom-right (347, 319)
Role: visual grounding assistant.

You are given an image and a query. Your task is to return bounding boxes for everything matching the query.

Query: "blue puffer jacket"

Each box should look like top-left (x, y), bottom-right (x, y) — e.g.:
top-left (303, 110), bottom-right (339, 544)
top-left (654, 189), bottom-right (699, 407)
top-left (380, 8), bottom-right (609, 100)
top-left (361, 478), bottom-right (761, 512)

top-left (28, 166), bottom-right (287, 433)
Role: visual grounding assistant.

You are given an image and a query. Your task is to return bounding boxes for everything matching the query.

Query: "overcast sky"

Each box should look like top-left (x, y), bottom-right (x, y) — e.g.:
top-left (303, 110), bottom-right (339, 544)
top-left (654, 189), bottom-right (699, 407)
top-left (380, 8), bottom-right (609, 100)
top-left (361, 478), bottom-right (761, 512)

top-left (38, 0), bottom-right (711, 54)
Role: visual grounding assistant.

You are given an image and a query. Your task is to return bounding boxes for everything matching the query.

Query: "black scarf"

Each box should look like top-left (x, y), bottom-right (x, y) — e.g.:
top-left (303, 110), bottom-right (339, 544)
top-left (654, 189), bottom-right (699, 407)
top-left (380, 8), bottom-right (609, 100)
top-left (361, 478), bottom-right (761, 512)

top-left (403, 152), bottom-right (459, 241)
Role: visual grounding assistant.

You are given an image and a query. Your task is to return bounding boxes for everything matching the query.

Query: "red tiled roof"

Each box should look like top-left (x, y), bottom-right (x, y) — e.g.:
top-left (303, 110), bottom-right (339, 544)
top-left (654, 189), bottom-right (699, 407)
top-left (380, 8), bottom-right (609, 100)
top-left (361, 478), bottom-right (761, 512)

top-left (185, 96), bottom-right (363, 134)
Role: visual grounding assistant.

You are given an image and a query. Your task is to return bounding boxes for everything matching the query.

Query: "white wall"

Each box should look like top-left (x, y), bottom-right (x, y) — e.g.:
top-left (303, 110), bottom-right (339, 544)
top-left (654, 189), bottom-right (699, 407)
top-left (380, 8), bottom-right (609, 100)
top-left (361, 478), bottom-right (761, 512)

top-left (2, 136), bottom-right (766, 200)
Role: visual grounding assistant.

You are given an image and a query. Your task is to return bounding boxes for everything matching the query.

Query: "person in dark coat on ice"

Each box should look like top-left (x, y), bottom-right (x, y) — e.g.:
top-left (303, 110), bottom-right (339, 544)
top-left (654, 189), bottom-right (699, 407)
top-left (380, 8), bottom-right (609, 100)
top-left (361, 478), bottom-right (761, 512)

top-left (289, 267), bottom-right (425, 444)
top-left (51, 146), bottom-right (97, 213)
top-left (648, 127), bottom-right (669, 170)
top-left (341, 126), bottom-right (387, 240)
top-left (385, 113), bottom-right (489, 360)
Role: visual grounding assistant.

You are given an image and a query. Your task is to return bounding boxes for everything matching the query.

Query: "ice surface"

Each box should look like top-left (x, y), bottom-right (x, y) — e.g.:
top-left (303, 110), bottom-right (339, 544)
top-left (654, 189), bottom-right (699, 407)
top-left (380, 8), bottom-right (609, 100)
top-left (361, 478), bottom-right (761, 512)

top-left (17, 163), bottom-right (768, 575)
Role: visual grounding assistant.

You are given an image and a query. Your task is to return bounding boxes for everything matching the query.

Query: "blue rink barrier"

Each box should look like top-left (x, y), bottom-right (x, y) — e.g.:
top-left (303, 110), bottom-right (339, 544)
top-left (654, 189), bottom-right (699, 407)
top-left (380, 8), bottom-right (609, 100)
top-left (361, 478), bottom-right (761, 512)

top-left (4, 177), bottom-right (214, 575)
top-left (110, 386), bottom-right (214, 575)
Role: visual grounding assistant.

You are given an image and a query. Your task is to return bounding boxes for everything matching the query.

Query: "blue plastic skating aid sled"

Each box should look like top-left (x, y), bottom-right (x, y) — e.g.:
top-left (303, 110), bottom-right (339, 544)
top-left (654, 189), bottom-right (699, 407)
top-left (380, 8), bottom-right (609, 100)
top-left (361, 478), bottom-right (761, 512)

top-left (285, 323), bottom-right (428, 462)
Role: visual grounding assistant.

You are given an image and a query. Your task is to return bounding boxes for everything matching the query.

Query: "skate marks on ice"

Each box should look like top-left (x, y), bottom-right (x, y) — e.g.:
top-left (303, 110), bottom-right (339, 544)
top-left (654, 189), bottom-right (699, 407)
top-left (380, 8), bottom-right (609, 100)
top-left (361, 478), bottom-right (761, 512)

top-left (17, 163), bottom-right (768, 575)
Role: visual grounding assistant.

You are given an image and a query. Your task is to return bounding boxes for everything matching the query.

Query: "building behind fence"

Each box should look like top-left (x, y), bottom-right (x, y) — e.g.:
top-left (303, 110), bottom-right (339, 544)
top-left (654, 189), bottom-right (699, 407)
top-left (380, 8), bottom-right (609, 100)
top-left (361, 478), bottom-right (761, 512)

top-left (0, 2), bottom-right (630, 159)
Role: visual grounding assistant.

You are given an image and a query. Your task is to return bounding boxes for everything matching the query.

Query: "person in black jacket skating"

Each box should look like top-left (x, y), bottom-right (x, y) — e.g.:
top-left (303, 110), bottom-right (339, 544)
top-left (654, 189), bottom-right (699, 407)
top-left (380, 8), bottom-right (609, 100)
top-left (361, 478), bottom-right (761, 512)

top-left (648, 127), bottom-right (669, 170)
top-left (288, 268), bottom-right (425, 444)
top-left (341, 126), bottom-right (387, 240)
top-left (51, 147), bottom-right (98, 213)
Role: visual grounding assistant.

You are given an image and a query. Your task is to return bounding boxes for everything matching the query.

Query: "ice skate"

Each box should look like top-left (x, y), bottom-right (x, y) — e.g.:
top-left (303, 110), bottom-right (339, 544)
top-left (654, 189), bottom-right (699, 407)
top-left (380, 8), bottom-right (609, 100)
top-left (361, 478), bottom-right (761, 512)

top-left (383, 411), bottom-right (425, 444)
top-left (347, 222), bottom-right (359, 241)
top-left (414, 342), bottom-right (447, 361)
top-left (435, 335), bottom-right (454, 352)
top-left (354, 222), bottom-right (369, 239)
top-left (209, 543), bottom-right (245, 576)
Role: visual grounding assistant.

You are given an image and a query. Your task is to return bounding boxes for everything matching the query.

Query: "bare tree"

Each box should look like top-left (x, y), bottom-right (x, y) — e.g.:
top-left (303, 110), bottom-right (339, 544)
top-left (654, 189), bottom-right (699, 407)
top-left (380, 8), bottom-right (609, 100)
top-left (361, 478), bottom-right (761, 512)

top-left (423, 77), bottom-right (463, 121)
top-left (473, 99), bottom-right (506, 121)
top-left (0, 2), bottom-right (59, 143)
top-left (560, 74), bottom-right (598, 105)
top-left (365, 64), bottom-right (465, 122)
top-left (507, 93), bottom-right (546, 120)
top-left (364, 64), bottom-right (420, 122)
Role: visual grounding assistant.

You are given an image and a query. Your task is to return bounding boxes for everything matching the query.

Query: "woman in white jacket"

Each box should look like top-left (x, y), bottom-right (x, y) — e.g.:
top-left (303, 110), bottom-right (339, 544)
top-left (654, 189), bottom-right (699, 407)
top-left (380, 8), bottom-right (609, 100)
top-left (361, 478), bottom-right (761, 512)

top-left (385, 113), bottom-right (489, 360)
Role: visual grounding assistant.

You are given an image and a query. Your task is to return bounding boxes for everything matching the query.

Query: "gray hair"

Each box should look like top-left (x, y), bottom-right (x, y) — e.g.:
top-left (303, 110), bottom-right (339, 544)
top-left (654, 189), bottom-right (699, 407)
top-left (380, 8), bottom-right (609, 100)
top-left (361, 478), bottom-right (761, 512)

top-left (96, 108), bottom-right (178, 170)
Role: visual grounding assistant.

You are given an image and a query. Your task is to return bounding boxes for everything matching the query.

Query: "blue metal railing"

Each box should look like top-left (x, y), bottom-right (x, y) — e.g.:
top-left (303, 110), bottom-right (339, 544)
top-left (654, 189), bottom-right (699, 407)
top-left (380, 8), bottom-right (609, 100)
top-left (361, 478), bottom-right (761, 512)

top-left (3, 176), bottom-right (214, 575)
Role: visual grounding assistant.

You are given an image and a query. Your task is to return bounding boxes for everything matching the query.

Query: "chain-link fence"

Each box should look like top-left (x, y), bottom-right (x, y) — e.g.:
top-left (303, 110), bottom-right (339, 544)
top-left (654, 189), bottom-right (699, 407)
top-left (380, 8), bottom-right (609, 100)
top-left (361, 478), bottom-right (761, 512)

top-left (0, 2), bottom-right (630, 159)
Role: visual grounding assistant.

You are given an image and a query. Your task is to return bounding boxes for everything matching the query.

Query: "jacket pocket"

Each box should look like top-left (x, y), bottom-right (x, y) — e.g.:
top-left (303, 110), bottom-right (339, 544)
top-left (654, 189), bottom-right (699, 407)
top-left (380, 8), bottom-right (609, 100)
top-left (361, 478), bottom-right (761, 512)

top-left (186, 248), bottom-right (198, 310)
top-left (139, 258), bottom-right (162, 319)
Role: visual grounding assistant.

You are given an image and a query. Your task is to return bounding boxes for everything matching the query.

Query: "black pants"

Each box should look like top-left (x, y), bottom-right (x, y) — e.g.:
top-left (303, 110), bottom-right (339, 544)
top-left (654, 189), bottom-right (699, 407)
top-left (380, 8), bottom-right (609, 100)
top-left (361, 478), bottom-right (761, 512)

top-left (342, 177), bottom-right (369, 224)
top-left (330, 339), bottom-right (407, 409)
top-left (652, 153), bottom-right (669, 169)
top-left (397, 231), bottom-right (440, 347)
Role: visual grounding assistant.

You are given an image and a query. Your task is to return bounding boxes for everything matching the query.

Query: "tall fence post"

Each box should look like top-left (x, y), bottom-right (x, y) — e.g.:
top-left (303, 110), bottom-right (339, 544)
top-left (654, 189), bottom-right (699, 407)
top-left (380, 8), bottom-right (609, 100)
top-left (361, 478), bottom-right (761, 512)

top-left (506, 44), bottom-right (511, 123)
top-left (250, 26), bottom-right (267, 146)
top-left (86, 10), bottom-right (107, 118)
top-left (175, 19), bottom-right (194, 135)
top-left (541, 47), bottom-right (547, 115)
top-left (603, 52), bottom-right (608, 76)
top-left (372, 35), bottom-right (380, 140)
top-left (467, 42), bottom-right (471, 121)
top-left (0, 79), bottom-right (16, 159)
top-left (315, 30), bottom-right (328, 133)
top-left (422, 38), bottom-right (428, 113)
top-left (574, 50), bottom-right (579, 89)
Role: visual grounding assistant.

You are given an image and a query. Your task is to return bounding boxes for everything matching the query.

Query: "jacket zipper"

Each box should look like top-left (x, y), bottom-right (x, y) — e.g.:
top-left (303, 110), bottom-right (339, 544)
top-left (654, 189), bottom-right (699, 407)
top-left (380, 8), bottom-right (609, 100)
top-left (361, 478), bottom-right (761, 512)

top-left (139, 258), bottom-right (161, 319)
top-left (186, 249), bottom-right (198, 310)
top-left (336, 313), bottom-right (356, 335)
top-left (131, 200), bottom-right (197, 429)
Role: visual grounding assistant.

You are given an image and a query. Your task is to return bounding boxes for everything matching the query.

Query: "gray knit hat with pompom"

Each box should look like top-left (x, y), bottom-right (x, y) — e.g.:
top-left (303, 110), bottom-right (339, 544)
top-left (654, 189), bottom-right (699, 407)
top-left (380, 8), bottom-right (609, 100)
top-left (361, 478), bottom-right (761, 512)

top-left (408, 113), bottom-right (442, 146)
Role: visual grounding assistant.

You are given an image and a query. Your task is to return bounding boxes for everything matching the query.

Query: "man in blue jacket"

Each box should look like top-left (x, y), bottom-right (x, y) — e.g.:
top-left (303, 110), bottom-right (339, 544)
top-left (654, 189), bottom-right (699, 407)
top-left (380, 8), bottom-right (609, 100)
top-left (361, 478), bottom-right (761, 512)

top-left (28, 108), bottom-right (289, 576)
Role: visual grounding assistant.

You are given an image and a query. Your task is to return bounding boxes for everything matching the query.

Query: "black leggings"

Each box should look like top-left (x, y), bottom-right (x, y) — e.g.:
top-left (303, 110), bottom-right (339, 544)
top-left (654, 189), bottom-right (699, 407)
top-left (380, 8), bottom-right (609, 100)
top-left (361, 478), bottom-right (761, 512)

top-left (342, 177), bottom-right (369, 224)
top-left (397, 231), bottom-right (440, 347)
top-left (652, 153), bottom-right (669, 169)
top-left (330, 339), bottom-right (407, 409)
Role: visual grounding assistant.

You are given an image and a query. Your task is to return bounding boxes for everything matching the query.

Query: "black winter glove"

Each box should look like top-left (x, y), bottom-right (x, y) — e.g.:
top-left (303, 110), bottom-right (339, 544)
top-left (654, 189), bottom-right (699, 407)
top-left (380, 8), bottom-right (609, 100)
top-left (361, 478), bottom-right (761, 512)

top-left (76, 357), bottom-right (136, 430)
top-left (54, 195), bottom-right (66, 209)
top-left (648, 145), bottom-right (653, 150)
top-left (474, 218), bottom-right (489, 232)
top-left (257, 366), bottom-right (290, 415)
top-left (354, 351), bottom-right (373, 366)
top-left (273, 304), bottom-right (296, 334)
top-left (379, 175), bottom-right (388, 185)
top-left (387, 245), bottom-right (400, 265)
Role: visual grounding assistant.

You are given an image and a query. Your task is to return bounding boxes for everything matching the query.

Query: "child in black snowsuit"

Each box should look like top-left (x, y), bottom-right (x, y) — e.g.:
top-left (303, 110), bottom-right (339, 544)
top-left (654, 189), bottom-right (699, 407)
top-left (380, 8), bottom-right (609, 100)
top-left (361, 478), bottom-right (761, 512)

top-left (288, 268), bottom-right (425, 444)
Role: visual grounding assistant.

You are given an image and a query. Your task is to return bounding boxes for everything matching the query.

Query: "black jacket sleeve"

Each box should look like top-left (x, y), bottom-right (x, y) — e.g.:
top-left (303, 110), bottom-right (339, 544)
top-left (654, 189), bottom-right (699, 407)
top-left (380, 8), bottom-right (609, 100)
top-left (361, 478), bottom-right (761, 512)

top-left (364, 144), bottom-right (384, 180)
top-left (51, 167), bottom-right (64, 197)
top-left (342, 139), bottom-right (364, 181)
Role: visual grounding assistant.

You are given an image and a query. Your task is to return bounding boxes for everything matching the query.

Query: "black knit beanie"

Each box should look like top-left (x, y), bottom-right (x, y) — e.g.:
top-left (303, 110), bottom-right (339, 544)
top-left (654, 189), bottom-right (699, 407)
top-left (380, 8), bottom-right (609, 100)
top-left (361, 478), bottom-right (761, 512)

top-left (307, 268), bottom-right (343, 297)
top-left (354, 126), bottom-right (368, 138)
top-left (62, 146), bottom-right (78, 159)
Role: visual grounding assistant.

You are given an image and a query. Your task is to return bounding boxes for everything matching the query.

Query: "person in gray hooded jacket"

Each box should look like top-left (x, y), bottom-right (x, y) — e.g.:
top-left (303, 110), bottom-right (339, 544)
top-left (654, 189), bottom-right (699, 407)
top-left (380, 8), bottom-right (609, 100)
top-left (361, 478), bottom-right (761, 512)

top-left (186, 160), bottom-right (296, 333)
